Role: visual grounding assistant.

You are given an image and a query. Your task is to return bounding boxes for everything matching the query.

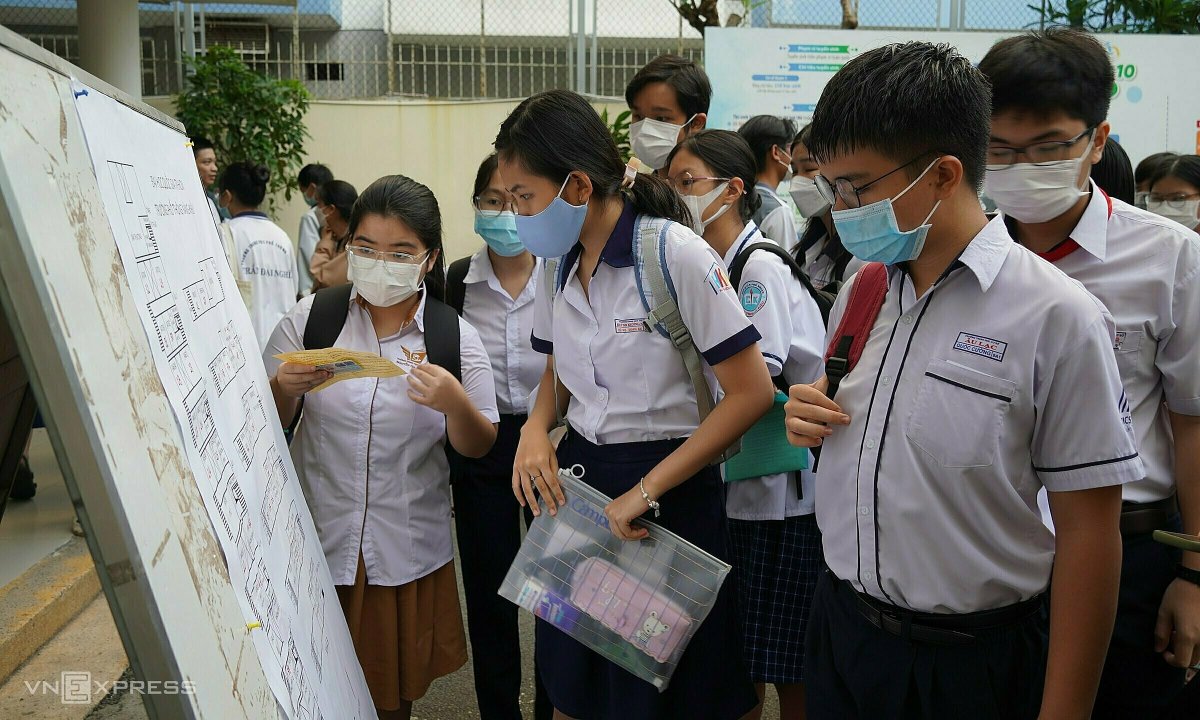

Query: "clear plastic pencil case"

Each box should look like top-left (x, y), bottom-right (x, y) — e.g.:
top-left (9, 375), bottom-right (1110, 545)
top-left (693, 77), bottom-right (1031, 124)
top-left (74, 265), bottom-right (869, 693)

top-left (498, 466), bottom-right (732, 691)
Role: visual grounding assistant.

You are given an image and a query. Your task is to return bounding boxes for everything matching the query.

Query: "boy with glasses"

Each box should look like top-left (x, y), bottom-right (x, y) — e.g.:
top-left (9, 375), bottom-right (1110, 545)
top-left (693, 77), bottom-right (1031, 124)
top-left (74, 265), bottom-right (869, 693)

top-left (980, 28), bottom-right (1200, 719)
top-left (785, 41), bottom-right (1141, 718)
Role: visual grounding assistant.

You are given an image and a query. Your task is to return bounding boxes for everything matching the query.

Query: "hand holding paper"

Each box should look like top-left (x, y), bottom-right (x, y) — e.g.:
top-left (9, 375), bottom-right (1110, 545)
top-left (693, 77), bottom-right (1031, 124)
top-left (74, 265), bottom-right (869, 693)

top-left (274, 347), bottom-right (406, 392)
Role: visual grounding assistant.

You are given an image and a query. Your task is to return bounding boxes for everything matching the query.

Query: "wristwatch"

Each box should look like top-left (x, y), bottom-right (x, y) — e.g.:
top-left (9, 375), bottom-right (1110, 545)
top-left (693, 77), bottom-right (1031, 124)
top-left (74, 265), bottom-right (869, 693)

top-left (1176, 564), bottom-right (1200, 589)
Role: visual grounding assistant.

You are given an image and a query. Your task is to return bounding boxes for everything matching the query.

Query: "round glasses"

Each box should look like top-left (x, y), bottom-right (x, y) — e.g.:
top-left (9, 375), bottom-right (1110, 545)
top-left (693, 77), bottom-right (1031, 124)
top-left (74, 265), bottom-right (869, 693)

top-left (1146, 193), bottom-right (1200, 210)
top-left (474, 191), bottom-right (517, 217)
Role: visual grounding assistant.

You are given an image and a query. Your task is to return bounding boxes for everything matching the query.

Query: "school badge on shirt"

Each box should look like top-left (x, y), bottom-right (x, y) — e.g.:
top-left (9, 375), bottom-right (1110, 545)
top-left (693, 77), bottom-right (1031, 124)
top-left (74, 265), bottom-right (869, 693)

top-left (953, 332), bottom-right (1007, 362)
top-left (706, 262), bottom-right (732, 295)
top-left (739, 281), bottom-right (767, 316)
top-left (396, 346), bottom-right (427, 370)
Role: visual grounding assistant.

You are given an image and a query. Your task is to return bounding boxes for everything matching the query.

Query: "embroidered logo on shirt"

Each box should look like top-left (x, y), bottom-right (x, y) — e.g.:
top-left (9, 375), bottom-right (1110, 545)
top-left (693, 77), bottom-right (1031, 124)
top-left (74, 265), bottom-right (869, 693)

top-left (953, 332), bottom-right (1007, 362)
top-left (739, 281), bottom-right (768, 316)
top-left (706, 262), bottom-right (732, 294)
top-left (396, 346), bottom-right (427, 369)
top-left (615, 318), bottom-right (649, 334)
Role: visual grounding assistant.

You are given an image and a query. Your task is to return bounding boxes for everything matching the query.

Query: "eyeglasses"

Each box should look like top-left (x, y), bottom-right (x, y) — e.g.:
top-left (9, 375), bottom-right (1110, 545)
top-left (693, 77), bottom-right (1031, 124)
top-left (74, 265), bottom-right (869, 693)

top-left (347, 245), bottom-right (429, 265)
top-left (986, 126), bottom-right (1096, 167)
top-left (1146, 192), bottom-right (1200, 210)
top-left (666, 172), bottom-right (730, 194)
top-left (814, 153), bottom-right (932, 210)
top-left (473, 191), bottom-right (517, 217)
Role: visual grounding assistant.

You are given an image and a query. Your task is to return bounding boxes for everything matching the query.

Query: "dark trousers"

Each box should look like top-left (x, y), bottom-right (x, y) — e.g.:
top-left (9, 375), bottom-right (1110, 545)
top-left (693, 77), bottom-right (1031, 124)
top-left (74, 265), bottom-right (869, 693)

top-left (1093, 515), bottom-right (1187, 720)
top-left (804, 571), bottom-right (1047, 720)
top-left (452, 414), bottom-right (551, 720)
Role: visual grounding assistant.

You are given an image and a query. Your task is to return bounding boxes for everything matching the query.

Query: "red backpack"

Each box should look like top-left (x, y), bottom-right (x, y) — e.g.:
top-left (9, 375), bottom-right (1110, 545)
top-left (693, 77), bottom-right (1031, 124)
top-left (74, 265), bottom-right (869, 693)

top-left (822, 262), bottom-right (889, 400)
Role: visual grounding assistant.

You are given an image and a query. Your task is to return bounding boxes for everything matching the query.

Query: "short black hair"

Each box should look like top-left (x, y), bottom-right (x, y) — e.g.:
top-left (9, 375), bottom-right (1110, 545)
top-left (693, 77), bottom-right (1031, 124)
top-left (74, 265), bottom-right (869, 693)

top-left (1090, 137), bottom-right (1135, 205)
top-left (979, 27), bottom-right (1113, 128)
top-left (192, 136), bottom-right (214, 156)
top-left (1135, 151), bottom-right (1178, 187)
top-left (737, 115), bottom-right (796, 174)
top-left (472, 153), bottom-right (499, 202)
top-left (1149, 154), bottom-right (1200, 194)
top-left (808, 42), bottom-right (991, 189)
top-left (218, 162), bottom-right (269, 207)
top-left (298, 163), bottom-right (333, 189)
top-left (624, 54), bottom-right (712, 117)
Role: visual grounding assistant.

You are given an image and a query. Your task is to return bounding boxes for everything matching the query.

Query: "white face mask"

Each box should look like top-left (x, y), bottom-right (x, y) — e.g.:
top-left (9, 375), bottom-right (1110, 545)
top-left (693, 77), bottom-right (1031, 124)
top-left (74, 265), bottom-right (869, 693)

top-left (629, 115), bottom-right (694, 170)
top-left (776, 147), bottom-right (794, 182)
top-left (983, 141), bottom-right (1092, 223)
top-left (789, 175), bottom-right (832, 218)
top-left (1134, 190), bottom-right (1150, 209)
top-left (347, 252), bottom-right (426, 307)
top-left (1146, 199), bottom-right (1200, 230)
top-left (679, 181), bottom-right (732, 236)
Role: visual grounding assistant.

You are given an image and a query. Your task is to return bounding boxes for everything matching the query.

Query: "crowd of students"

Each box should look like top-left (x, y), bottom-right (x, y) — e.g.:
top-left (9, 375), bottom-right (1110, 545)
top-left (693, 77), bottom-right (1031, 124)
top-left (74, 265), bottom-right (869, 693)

top-left (191, 26), bottom-right (1199, 720)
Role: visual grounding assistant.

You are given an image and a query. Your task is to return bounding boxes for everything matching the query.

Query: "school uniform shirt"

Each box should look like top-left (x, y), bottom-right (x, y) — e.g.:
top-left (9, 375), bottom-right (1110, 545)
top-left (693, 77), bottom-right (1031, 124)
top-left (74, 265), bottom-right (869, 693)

top-left (296, 205), bottom-right (321, 296)
top-left (802, 224), bottom-right (866, 291)
top-left (1002, 181), bottom-right (1200, 504)
top-left (721, 222), bottom-right (825, 519)
top-left (530, 201), bottom-right (761, 444)
top-left (228, 211), bottom-right (298, 351)
top-left (460, 248), bottom-right (542, 416)
top-left (263, 288), bottom-right (500, 586)
top-left (751, 182), bottom-right (798, 249)
top-left (817, 215), bottom-right (1143, 614)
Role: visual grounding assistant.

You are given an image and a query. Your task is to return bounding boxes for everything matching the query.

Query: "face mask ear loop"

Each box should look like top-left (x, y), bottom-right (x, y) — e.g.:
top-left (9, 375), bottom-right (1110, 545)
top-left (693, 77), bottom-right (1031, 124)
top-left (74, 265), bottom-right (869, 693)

top-left (893, 156), bottom-right (942, 203)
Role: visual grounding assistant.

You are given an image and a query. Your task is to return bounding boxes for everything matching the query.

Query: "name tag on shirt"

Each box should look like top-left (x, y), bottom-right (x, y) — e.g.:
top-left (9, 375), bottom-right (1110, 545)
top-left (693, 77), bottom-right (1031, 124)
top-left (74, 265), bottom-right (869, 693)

top-left (953, 332), bottom-right (1007, 363)
top-left (615, 318), bottom-right (649, 334)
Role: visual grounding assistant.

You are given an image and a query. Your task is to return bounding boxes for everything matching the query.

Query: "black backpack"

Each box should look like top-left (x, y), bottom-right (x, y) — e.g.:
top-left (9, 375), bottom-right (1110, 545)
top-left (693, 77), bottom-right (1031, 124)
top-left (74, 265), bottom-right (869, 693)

top-left (445, 256), bottom-right (471, 315)
top-left (728, 241), bottom-right (837, 326)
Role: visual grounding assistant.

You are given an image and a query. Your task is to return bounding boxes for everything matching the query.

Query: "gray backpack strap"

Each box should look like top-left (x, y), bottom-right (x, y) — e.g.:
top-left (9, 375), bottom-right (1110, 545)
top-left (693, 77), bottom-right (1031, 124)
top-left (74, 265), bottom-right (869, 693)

top-left (635, 219), bottom-right (722, 446)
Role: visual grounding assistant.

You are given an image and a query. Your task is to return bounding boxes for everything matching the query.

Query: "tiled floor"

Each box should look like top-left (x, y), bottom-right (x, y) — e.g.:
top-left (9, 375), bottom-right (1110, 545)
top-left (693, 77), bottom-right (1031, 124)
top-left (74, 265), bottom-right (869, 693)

top-left (0, 430), bottom-right (75, 587)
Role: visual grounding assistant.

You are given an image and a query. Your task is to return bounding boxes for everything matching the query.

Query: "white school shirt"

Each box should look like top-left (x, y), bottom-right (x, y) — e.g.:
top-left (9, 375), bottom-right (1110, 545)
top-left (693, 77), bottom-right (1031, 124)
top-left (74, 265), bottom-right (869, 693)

top-left (530, 202), bottom-right (761, 445)
top-left (817, 215), bottom-right (1143, 614)
top-left (720, 222), bottom-right (824, 519)
top-left (1001, 182), bottom-right (1200, 504)
top-left (802, 224), bottom-right (866, 290)
top-left (296, 205), bottom-right (321, 296)
top-left (752, 182), bottom-right (798, 249)
top-left (461, 247), bottom-right (542, 416)
top-left (228, 211), bottom-right (298, 351)
top-left (263, 289), bottom-right (500, 586)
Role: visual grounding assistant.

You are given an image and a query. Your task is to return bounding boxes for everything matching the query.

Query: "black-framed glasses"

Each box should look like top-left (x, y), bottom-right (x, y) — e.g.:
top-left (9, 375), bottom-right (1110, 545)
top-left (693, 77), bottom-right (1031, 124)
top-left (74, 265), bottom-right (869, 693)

top-left (814, 153), bottom-right (932, 210)
top-left (986, 126), bottom-right (1096, 167)
top-left (667, 172), bottom-right (730, 195)
top-left (473, 191), bottom-right (517, 217)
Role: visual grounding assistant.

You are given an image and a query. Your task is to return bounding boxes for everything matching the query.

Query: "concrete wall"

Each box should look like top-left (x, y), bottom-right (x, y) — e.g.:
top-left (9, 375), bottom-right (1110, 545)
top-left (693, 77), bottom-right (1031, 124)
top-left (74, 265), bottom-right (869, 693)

top-left (145, 95), bottom-right (625, 264)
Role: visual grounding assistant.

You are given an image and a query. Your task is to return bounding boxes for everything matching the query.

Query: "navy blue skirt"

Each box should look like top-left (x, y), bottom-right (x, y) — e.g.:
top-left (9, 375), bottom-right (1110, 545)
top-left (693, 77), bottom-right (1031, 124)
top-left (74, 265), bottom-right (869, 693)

top-left (535, 430), bottom-right (758, 720)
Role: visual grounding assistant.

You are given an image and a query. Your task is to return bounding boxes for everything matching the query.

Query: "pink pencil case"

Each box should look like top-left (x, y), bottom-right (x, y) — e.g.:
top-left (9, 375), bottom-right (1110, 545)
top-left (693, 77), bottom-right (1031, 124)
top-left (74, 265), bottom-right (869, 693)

top-left (569, 556), bottom-right (692, 663)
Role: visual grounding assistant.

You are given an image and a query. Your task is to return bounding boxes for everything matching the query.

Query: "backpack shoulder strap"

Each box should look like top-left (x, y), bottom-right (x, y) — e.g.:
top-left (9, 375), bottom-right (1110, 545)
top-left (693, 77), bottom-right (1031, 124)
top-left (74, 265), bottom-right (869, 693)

top-left (822, 262), bottom-right (888, 400)
top-left (422, 296), bottom-right (462, 382)
top-left (303, 283), bottom-right (354, 350)
top-left (730, 240), bottom-right (836, 325)
top-left (445, 256), bottom-right (472, 316)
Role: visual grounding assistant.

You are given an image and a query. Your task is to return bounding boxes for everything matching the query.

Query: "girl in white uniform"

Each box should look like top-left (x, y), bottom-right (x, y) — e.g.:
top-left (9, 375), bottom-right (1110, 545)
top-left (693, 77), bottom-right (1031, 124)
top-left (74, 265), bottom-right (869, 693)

top-left (666, 130), bottom-right (826, 719)
top-left (788, 125), bottom-right (863, 290)
top-left (217, 162), bottom-right (298, 351)
top-left (499, 89), bottom-right (773, 720)
top-left (265, 175), bottom-right (499, 720)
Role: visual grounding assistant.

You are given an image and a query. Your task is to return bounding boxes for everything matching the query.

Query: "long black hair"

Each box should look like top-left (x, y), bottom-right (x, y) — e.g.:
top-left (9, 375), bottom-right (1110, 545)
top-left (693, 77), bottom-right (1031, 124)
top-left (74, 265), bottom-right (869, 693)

top-left (1089, 138), bottom-right (1135, 205)
top-left (219, 162), bottom-right (269, 207)
top-left (666, 130), bottom-right (762, 224)
top-left (348, 175), bottom-right (447, 301)
top-left (317, 180), bottom-right (358, 224)
top-left (494, 89), bottom-right (689, 224)
top-left (1149, 154), bottom-right (1200, 195)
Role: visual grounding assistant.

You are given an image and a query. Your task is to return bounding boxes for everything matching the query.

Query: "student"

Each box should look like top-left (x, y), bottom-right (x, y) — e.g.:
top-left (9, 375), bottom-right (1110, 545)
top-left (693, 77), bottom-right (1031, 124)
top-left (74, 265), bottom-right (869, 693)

top-left (666, 129), bottom-right (824, 720)
top-left (309, 180), bottom-right (357, 291)
top-left (784, 41), bottom-right (1142, 719)
top-left (1136, 151), bottom-right (1179, 209)
top-left (737, 116), bottom-right (798, 248)
top-left (790, 124), bottom-right (861, 290)
top-left (625, 54), bottom-right (710, 172)
top-left (1090, 137), bottom-right (1135, 205)
top-left (265, 174), bottom-right (498, 720)
top-left (498, 89), bottom-right (770, 720)
top-left (447, 153), bottom-right (551, 720)
top-left (217, 162), bottom-right (298, 351)
top-left (296, 163), bottom-right (334, 296)
top-left (192, 136), bottom-right (222, 226)
top-left (1147, 154), bottom-right (1200, 231)
top-left (980, 31), bottom-right (1200, 718)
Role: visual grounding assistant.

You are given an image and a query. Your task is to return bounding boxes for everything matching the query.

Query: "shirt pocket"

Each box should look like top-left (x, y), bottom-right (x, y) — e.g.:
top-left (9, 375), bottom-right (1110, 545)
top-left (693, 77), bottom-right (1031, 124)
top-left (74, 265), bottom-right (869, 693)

top-left (1113, 328), bottom-right (1146, 378)
top-left (906, 359), bottom-right (1017, 468)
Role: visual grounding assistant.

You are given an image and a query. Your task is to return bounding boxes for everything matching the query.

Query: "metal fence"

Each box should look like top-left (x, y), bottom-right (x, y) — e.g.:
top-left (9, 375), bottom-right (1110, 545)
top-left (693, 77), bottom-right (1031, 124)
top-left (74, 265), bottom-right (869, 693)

top-left (1, 0), bottom-right (1045, 101)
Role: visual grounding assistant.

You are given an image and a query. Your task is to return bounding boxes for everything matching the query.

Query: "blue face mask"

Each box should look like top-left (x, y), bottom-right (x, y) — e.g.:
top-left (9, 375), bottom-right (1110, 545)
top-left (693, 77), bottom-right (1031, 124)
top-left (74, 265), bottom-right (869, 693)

top-left (831, 158), bottom-right (941, 265)
top-left (514, 176), bottom-right (586, 258)
top-left (475, 211), bottom-right (525, 257)
top-left (303, 193), bottom-right (318, 208)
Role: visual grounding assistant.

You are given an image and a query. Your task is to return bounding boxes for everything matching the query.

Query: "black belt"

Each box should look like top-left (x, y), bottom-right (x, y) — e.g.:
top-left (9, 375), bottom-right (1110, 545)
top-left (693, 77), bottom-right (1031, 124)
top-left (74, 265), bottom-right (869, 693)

top-left (1120, 495), bottom-right (1178, 536)
top-left (840, 578), bottom-right (1043, 646)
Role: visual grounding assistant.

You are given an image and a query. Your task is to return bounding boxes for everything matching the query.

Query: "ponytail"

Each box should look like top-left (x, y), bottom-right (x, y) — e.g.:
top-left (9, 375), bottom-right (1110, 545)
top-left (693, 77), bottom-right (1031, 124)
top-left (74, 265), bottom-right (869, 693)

top-left (624, 173), bottom-right (689, 224)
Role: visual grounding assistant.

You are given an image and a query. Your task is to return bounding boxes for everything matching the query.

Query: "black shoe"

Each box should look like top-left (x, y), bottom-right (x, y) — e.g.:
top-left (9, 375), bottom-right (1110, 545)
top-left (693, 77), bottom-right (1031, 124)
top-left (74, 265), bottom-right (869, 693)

top-left (10, 456), bottom-right (36, 500)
